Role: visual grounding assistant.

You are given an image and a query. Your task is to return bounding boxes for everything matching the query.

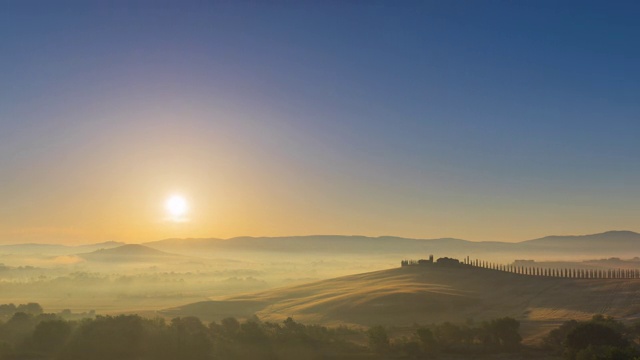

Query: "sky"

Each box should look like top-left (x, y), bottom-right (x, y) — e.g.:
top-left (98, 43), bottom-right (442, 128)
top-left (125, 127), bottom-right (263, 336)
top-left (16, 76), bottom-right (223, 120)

top-left (1, 1), bottom-right (639, 244)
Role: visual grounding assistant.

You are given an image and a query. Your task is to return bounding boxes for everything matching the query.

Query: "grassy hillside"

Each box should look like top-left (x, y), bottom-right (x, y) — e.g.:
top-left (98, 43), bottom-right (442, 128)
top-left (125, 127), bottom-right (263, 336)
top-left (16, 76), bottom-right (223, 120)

top-left (163, 264), bottom-right (640, 343)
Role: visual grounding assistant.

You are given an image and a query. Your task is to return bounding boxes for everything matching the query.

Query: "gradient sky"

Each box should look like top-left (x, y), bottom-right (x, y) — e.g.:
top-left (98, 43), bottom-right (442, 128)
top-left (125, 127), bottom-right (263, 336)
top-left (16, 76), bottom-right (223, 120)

top-left (1, 1), bottom-right (639, 244)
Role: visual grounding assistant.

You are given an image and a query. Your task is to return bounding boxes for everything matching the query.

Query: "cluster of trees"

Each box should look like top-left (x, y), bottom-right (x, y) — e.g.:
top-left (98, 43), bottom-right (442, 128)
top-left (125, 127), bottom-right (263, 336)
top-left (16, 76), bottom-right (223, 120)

top-left (0, 303), bottom-right (42, 321)
top-left (367, 317), bottom-right (522, 358)
top-left (543, 315), bottom-right (640, 359)
top-left (0, 311), bottom-right (364, 360)
top-left (0, 306), bottom-right (524, 360)
top-left (1, 302), bottom-right (638, 360)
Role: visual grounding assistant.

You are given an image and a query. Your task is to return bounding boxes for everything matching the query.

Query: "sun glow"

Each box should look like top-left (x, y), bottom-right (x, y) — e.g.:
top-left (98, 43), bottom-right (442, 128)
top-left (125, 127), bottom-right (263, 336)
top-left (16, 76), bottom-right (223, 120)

top-left (165, 195), bottom-right (188, 221)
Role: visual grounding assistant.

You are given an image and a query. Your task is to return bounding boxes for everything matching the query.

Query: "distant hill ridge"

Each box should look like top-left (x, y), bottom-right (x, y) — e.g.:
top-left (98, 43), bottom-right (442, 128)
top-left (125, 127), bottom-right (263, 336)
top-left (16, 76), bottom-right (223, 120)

top-left (151, 230), bottom-right (640, 244)
top-left (85, 244), bottom-right (171, 256)
top-left (77, 244), bottom-right (184, 263)
top-left (522, 230), bottom-right (640, 246)
top-left (2, 230), bottom-right (640, 259)
top-left (143, 230), bottom-right (640, 259)
top-left (0, 240), bottom-right (125, 255)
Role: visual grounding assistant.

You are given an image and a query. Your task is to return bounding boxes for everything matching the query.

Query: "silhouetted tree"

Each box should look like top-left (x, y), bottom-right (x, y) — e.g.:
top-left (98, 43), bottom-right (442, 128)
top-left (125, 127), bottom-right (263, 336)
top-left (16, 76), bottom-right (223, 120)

top-left (238, 319), bottom-right (268, 344)
top-left (488, 317), bottom-right (521, 350)
top-left (220, 317), bottom-right (240, 338)
top-left (60, 315), bottom-right (145, 360)
top-left (543, 320), bottom-right (579, 354)
top-left (0, 304), bottom-right (17, 319)
top-left (367, 325), bottom-right (389, 353)
top-left (0, 312), bottom-right (37, 348)
top-left (416, 326), bottom-right (437, 353)
top-left (564, 322), bottom-right (627, 360)
top-left (31, 319), bottom-right (71, 355)
top-left (16, 303), bottom-right (42, 316)
top-left (168, 317), bottom-right (211, 360)
top-left (434, 322), bottom-right (468, 350)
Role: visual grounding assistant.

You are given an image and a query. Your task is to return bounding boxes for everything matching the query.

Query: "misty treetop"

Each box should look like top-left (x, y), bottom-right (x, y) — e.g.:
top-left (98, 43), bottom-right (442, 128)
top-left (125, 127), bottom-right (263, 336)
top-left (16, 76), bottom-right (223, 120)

top-left (1, 304), bottom-right (639, 360)
top-left (0, 304), bottom-right (528, 360)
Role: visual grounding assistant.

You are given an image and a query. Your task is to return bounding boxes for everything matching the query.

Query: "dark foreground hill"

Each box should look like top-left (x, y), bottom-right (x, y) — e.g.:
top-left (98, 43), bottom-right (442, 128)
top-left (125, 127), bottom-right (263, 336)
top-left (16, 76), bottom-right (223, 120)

top-left (162, 264), bottom-right (640, 343)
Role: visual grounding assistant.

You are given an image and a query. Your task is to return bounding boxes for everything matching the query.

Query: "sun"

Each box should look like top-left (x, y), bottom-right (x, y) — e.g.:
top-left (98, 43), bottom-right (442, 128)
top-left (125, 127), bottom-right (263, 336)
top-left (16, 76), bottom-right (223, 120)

top-left (165, 195), bottom-right (188, 220)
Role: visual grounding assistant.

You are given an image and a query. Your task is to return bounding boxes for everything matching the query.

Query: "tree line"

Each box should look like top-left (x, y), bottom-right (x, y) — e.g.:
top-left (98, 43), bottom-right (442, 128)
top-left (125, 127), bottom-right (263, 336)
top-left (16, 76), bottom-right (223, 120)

top-left (542, 314), bottom-right (640, 360)
top-left (0, 303), bottom-right (639, 359)
top-left (466, 259), bottom-right (640, 279)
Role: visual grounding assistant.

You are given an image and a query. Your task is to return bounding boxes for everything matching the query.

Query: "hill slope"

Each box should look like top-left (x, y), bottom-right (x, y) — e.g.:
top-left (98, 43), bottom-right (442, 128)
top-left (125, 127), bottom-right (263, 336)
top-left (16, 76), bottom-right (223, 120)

top-left (78, 244), bottom-right (184, 263)
top-left (0, 241), bottom-right (124, 256)
top-left (163, 265), bottom-right (640, 342)
top-left (521, 230), bottom-right (640, 248)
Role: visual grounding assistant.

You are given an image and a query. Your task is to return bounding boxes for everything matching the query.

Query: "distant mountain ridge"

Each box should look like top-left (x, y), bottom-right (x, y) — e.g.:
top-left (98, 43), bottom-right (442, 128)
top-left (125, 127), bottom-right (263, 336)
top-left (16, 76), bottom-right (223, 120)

top-left (0, 241), bottom-right (125, 255)
top-left (522, 230), bottom-right (640, 246)
top-left (145, 235), bottom-right (470, 255)
top-left (2, 231), bottom-right (639, 260)
top-left (145, 231), bottom-right (640, 260)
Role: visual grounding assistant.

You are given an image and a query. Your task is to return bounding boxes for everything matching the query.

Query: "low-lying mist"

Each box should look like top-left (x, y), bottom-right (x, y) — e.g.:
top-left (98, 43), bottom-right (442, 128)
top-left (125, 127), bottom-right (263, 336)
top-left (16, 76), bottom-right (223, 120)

top-left (1, 231), bottom-right (640, 316)
top-left (0, 250), bottom-right (396, 314)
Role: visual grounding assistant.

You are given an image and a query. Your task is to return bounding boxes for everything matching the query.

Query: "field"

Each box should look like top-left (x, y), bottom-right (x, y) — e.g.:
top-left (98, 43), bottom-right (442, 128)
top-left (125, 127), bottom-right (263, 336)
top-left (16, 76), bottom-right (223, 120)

top-left (3, 234), bottom-right (640, 345)
top-left (164, 264), bottom-right (640, 343)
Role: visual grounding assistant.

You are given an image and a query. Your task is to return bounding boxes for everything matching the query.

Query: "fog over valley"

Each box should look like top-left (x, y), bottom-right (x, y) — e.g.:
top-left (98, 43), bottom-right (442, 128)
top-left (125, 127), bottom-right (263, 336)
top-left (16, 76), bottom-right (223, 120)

top-left (3, 1), bottom-right (640, 358)
top-left (1, 231), bottom-right (640, 317)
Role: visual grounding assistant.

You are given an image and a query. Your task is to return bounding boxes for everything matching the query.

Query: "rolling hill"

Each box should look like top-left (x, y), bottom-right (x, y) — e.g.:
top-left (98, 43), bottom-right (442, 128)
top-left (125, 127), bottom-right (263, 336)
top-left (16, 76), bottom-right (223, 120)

top-left (521, 230), bottom-right (640, 248)
top-left (162, 263), bottom-right (640, 343)
top-left (0, 241), bottom-right (124, 256)
top-left (77, 244), bottom-right (186, 263)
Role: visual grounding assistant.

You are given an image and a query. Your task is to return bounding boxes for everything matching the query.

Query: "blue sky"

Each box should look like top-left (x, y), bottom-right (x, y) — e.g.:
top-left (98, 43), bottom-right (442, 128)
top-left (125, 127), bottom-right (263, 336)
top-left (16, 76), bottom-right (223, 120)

top-left (1, 1), bottom-right (639, 243)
